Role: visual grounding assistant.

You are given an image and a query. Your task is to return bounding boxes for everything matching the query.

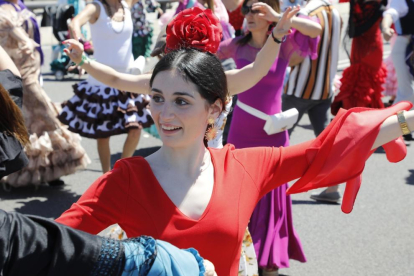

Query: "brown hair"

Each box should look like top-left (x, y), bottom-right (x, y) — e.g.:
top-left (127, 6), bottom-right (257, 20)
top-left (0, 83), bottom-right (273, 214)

top-left (237, 0), bottom-right (280, 46)
top-left (0, 83), bottom-right (29, 145)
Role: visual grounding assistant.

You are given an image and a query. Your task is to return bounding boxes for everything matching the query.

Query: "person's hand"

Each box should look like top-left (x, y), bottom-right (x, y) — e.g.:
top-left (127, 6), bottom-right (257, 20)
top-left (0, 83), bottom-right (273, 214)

top-left (382, 27), bottom-right (394, 41)
top-left (271, 6), bottom-right (300, 40)
top-left (150, 33), bottom-right (166, 58)
top-left (251, 2), bottom-right (282, 22)
top-left (62, 39), bottom-right (85, 76)
top-left (203, 259), bottom-right (217, 276)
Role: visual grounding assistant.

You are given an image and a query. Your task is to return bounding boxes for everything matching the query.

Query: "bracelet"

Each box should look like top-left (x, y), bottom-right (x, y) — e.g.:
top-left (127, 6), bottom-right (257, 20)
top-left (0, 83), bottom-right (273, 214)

top-left (271, 31), bottom-right (286, 44)
top-left (78, 54), bottom-right (90, 66)
top-left (397, 110), bottom-right (411, 135)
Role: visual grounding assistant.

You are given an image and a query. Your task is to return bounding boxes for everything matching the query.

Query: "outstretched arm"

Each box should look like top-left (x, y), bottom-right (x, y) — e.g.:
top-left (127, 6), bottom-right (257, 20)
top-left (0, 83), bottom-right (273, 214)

top-left (226, 4), bottom-right (302, 95)
top-left (372, 109), bottom-right (414, 149)
top-left (62, 5), bottom-right (310, 96)
top-left (63, 39), bottom-right (152, 94)
top-left (0, 210), bottom-right (215, 275)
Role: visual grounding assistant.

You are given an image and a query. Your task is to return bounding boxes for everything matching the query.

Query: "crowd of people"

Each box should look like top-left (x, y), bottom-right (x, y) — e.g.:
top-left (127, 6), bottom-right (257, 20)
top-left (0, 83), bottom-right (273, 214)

top-left (1, 0), bottom-right (414, 275)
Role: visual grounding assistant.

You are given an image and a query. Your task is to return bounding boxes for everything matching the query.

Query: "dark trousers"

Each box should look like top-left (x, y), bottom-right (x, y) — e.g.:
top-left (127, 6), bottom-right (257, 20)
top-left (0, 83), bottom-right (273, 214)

top-left (282, 94), bottom-right (332, 137)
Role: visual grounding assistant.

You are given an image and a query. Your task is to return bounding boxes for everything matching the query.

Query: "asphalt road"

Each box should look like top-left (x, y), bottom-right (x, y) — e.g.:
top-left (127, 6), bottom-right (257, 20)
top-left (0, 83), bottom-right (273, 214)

top-left (0, 3), bottom-right (412, 276)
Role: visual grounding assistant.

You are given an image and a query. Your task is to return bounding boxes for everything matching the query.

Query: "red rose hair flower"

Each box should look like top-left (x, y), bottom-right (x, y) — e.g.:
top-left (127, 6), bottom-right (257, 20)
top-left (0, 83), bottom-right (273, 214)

top-left (165, 7), bottom-right (223, 54)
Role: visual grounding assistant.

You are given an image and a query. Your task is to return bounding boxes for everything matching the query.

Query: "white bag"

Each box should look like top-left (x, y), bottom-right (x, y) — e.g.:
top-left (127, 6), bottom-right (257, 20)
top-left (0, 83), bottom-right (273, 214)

top-left (129, 55), bottom-right (146, 75)
top-left (236, 100), bottom-right (299, 135)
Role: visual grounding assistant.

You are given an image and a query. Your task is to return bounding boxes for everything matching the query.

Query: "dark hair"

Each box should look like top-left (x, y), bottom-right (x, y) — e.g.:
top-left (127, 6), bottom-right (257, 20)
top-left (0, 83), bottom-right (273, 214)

top-left (150, 48), bottom-right (228, 147)
top-left (237, 0), bottom-right (281, 46)
top-left (0, 83), bottom-right (29, 145)
top-left (150, 48), bottom-right (228, 112)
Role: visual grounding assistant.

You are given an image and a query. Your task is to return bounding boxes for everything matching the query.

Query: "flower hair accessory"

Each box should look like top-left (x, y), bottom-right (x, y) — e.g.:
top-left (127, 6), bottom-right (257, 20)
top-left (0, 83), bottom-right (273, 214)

top-left (165, 7), bottom-right (223, 54)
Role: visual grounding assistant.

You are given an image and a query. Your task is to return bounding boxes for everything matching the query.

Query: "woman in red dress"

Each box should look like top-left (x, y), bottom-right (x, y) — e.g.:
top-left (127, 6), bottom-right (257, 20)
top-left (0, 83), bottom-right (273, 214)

top-left (56, 6), bottom-right (413, 276)
top-left (318, 0), bottom-right (388, 203)
top-left (331, 0), bottom-right (387, 115)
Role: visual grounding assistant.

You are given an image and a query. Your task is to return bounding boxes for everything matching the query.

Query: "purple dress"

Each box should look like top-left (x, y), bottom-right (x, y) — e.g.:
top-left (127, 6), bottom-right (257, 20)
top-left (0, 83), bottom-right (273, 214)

top-left (217, 30), bottom-right (319, 269)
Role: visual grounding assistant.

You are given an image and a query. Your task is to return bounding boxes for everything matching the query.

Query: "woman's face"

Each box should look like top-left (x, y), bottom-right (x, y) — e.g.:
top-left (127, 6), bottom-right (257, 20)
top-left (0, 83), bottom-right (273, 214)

top-left (150, 70), bottom-right (220, 148)
top-left (244, 0), bottom-right (269, 33)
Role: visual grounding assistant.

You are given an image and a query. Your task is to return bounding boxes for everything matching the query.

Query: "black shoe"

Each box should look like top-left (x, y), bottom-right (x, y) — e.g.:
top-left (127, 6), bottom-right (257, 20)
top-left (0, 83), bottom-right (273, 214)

top-left (403, 133), bottom-right (414, 141)
top-left (48, 179), bottom-right (65, 186)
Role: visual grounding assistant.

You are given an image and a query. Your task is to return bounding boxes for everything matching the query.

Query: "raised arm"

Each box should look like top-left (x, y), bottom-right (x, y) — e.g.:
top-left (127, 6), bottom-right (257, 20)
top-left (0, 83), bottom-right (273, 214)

top-left (63, 39), bottom-right (152, 94)
top-left (226, 4), bottom-right (303, 95)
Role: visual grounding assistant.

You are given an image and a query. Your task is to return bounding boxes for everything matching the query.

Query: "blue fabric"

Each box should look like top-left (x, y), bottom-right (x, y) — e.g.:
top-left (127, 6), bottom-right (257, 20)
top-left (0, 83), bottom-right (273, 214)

top-left (148, 240), bottom-right (203, 276)
top-left (122, 236), bottom-right (205, 276)
top-left (122, 236), bottom-right (156, 276)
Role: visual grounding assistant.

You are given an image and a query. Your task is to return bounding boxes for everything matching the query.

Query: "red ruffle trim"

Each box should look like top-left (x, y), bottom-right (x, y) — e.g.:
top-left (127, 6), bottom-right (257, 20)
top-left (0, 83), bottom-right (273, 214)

top-left (331, 62), bottom-right (387, 115)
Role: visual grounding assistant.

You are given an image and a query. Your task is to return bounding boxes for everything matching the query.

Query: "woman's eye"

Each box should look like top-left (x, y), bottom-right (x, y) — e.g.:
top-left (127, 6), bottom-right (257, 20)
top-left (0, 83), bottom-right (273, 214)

top-left (175, 98), bottom-right (189, 106)
top-left (152, 95), bottom-right (164, 103)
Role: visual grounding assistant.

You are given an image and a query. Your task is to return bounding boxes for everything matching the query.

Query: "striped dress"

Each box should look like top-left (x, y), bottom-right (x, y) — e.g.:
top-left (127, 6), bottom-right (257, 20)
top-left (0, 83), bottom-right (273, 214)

top-left (284, 0), bottom-right (342, 101)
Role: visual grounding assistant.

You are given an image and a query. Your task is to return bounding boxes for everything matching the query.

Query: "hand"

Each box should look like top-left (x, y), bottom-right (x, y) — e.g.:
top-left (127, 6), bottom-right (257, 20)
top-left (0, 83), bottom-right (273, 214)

top-left (62, 39), bottom-right (85, 76)
top-left (382, 27), bottom-right (394, 41)
top-left (251, 2), bottom-right (282, 22)
top-left (150, 33), bottom-right (166, 58)
top-left (271, 6), bottom-right (300, 40)
top-left (203, 259), bottom-right (217, 276)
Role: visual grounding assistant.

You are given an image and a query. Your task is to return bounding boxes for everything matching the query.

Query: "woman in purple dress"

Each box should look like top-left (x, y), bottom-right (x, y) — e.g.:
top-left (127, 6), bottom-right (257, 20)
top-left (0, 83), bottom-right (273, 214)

top-left (217, 0), bottom-right (320, 274)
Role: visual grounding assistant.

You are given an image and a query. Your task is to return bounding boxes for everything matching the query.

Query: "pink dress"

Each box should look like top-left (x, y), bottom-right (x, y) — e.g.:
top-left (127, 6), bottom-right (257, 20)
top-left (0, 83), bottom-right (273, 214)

top-left (217, 30), bottom-right (319, 269)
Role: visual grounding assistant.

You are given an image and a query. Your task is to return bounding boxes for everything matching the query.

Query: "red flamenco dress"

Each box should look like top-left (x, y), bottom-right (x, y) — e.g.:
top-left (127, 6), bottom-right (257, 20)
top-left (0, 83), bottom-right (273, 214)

top-left (331, 0), bottom-right (387, 115)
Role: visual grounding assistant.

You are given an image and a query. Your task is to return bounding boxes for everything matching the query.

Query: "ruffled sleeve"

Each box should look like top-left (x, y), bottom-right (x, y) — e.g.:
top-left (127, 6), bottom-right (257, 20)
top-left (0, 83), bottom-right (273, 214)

top-left (0, 7), bottom-right (32, 32)
top-left (231, 102), bottom-right (412, 214)
top-left (0, 7), bottom-right (38, 52)
top-left (279, 15), bottom-right (320, 61)
top-left (184, 248), bottom-right (205, 276)
top-left (286, 101), bottom-right (413, 213)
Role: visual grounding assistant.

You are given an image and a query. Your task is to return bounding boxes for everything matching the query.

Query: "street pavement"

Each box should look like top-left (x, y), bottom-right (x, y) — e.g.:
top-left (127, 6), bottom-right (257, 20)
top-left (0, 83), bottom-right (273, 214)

top-left (0, 3), bottom-right (413, 276)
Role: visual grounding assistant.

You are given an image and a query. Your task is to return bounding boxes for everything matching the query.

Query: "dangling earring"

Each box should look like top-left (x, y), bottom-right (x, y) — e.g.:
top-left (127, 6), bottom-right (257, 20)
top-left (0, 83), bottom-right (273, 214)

top-left (205, 118), bottom-right (218, 141)
top-left (207, 118), bottom-right (215, 125)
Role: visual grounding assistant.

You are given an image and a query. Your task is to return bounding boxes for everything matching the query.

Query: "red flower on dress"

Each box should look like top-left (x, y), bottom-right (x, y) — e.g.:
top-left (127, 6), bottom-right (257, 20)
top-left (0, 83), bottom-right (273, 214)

top-left (165, 7), bottom-right (223, 54)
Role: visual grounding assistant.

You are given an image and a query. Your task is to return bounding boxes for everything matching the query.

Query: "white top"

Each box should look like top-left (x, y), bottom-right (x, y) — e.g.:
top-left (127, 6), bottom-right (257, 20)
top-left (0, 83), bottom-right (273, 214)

top-left (383, 0), bottom-right (413, 22)
top-left (89, 0), bottom-right (134, 77)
